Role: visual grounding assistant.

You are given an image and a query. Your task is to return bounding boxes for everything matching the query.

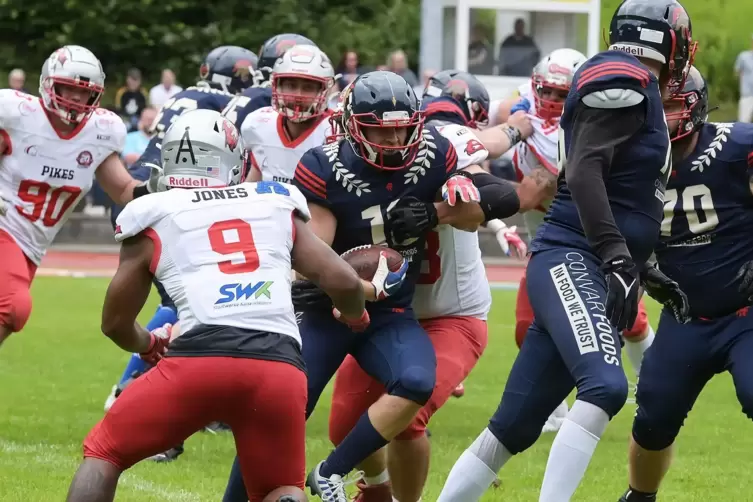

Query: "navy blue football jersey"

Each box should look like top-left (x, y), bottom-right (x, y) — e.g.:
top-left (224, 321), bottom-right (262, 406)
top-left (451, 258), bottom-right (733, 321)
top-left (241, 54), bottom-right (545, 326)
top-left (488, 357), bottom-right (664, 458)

top-left (293, 126), bottom-right (459, 313)
top-left (135, 86), bottom-right (248, 169)
top-left (421, 96), bottom-right (467, 126)
top-left (656, 122), bottom-right (753, 318)
top-left (532, 50), bottom-right (671, 266)
top-left (234, 87), bottom-right (273, 128)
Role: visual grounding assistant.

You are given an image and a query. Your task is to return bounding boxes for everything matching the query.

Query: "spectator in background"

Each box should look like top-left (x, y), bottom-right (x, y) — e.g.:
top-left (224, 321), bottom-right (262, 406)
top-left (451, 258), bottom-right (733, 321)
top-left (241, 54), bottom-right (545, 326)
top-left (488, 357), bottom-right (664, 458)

top-left (735, 36), bottom-right (753, 123)
top-left (122, 107), bottom-right (157, 166)
top-left (114, 68), bottom-right (148, 132)
top-left (387, 50), bottom-right (419, 87)
top-left (414, 68), bottom-right (436, 96)
top-left (498, 18), bottom-right (540, 77)
top-left (149, 68), bottom-right (183, 109)
top-left (468, 24), bottom-right (495, 75)
top-left (336, 50), bottom-right (362, 91)
top-left (8, 69), bottom-right (28, 93)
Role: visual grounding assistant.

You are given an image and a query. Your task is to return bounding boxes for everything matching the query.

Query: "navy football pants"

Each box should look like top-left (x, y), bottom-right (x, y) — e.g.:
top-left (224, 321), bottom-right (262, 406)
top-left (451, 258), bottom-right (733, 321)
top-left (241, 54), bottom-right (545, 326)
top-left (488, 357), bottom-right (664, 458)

top-left (488, 248), bottom-right (628, 454)
top-left (633, 308), bottom-right (753, 450)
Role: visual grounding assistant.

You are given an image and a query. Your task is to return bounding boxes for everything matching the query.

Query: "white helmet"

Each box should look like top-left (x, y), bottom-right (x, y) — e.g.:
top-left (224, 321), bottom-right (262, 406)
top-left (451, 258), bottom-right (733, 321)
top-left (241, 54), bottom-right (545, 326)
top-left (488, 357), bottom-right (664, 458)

top-left (39, 45), bottom-right (105, 124)
top-left (160, 109), bottom-right (244, 190)
top-left (531, 48), bottom-right (587, 120)
top-left (271, 45), bottom-right (335, 123)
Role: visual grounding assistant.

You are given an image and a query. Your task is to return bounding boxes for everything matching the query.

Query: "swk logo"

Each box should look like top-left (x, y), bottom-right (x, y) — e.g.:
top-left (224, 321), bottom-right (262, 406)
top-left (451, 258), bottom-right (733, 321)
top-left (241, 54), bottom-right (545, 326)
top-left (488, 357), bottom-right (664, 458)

top-left (215, 281), bottom-right (273, 306)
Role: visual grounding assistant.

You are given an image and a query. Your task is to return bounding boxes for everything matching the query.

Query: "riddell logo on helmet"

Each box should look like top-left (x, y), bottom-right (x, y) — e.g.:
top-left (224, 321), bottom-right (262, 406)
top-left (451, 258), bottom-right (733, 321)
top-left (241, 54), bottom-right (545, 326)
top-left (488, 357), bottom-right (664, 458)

top-left (167, 176), bottom-right (210, 187)
top-left (611, 44), bottom-right (644, 57)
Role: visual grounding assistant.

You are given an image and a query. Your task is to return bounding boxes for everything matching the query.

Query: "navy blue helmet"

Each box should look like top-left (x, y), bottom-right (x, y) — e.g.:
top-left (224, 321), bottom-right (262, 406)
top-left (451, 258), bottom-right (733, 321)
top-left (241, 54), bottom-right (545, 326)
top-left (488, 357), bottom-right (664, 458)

top-left (665, 66), bottom-right (707, 142)
top-left (342, 71), bottom-right (424, 171)
top-left (257, 33), bottom-right (317, 85)
top-left (609, 0), bottom-right (696, 85)
top-left (423, 69), bottom-right (490, 128)
top-left (199, 46), bottom-right (259, 94)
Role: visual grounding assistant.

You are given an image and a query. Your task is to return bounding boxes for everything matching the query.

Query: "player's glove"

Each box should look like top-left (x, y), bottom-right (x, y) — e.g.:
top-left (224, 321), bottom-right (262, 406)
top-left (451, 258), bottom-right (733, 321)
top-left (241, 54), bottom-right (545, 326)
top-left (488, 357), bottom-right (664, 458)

top-left (386, 196), bottom-right (438, 243)
top-left (333, 308), bottom-right (371, 332)
top-left (371, 251), bottom-right (409, 300)
top-left (291, 279), bottom-right (332, 310)
top-left (140, 323), bottom-right (172, 365)
top-left (143, 162), bottom-right (167, 193)
top-left (641, 264), bottom-right (690, 324)
top-left (486, 219), bottom-right (527, 259)
top-left (735, 260), bottom-right (753, 302)
top-left (0, 188), bottom-right (9, 216)
top-left (442, 171), bottom-right (480, 206)
top-left (603, 257), bottom-right (640, 331)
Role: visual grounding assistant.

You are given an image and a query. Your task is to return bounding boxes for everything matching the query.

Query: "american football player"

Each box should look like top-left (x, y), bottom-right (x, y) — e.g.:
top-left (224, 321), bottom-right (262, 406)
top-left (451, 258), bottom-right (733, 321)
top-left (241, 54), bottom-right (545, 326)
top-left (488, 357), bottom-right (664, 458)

top-left (437, 1), bottom-right (696, 500)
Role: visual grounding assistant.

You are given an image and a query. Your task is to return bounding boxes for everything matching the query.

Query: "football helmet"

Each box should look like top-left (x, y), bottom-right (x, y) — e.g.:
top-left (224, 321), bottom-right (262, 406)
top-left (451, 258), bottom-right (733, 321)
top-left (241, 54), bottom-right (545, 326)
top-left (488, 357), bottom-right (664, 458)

top-left (39, 45), bottom-right (105, 125)
top-left (257, 33), bottom-right (317, 86)
top-left (423, 70), bottom-right (490, 128)
top-left (609, 0), bottom-right (696, 87)
top-left (160, 109), bottom-right (244, 189)
top-left (271, 45), bottom-right (335, 122)
top-left (343, 71), bottom-right (423, 171)
top-left (199, 46), bottom-right (259, 94)
top-left (531, 48), bottom-right (587, 121)
top-left (665, 66), bottom-right (707, 142)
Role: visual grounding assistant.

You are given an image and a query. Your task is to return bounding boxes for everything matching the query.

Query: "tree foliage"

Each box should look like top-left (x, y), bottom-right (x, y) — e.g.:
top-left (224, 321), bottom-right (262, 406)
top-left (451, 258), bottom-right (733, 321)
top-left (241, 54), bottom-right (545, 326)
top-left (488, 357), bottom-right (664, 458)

top-left (0, 0), bottom-right (746, 104)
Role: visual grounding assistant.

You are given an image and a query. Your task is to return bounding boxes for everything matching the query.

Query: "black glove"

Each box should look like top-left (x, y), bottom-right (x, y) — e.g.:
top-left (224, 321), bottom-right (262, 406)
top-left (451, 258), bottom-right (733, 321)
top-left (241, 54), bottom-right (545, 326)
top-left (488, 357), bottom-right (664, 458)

top-left (641, 265), bottom-right (690, 324)
top-left (602, 257), bottom-right (640, 331)
top-left (735, 260), bottom-right (753, 302)
top-left (291, 280), bottom-right (331, 311)
top-left (386, 196), bottom-right (438, 243)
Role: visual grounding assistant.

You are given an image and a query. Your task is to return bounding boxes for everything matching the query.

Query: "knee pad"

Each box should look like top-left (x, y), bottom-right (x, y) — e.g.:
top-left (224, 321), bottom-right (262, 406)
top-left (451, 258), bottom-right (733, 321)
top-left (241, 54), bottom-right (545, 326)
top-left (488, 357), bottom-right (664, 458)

top-left (576, 371), bottom-right (628, 419)
top-left (631, 412), bottom-right (678, 452)
top-left (389, 366), bottom-right (435, 405)
top-left (488, 407), bottom-right (542, 455)
top-left (623, 306), bottom-right (649, 339)
top-left (9, 289), bottom-right (33, 333)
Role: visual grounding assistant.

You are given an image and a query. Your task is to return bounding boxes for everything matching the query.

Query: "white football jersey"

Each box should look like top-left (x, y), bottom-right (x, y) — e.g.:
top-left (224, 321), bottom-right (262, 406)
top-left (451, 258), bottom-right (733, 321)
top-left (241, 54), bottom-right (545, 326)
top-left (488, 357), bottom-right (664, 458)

top-left (241, 106), bottom-right (333, 184)
top-left (412, 123), bottom-right (491, 320)
top-left (0, 90), bottom-right (126, 264)
top-left (511, 80), bottom-right (561, 236)
top-left (115, 182), bottom-right (310, 346)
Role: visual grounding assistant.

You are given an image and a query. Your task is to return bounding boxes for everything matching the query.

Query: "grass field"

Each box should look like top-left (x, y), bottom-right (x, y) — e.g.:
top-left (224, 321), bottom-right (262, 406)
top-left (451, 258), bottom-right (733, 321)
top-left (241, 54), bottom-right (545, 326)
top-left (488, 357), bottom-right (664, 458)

top-left (1, 277), bottom-right (751, 501)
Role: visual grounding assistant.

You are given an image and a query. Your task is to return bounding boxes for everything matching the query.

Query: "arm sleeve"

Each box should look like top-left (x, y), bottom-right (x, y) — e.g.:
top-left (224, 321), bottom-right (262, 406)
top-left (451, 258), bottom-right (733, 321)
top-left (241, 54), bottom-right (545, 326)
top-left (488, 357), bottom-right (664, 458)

top-left (564, 100), bottom-right (646, 263)
top-left (292, 149), bottom-right (332, 210)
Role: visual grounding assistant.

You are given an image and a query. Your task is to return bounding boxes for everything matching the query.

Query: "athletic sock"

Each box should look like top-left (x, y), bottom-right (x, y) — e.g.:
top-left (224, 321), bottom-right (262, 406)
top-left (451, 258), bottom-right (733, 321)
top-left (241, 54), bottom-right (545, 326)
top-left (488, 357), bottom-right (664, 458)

top-left (320, 413), bottom-right (388, 478)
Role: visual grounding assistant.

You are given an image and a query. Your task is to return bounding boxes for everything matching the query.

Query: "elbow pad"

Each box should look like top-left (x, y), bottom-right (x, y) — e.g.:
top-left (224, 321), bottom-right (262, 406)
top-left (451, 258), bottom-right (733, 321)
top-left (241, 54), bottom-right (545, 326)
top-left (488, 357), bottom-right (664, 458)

top-left (472, 172), bottom-right (520, 221)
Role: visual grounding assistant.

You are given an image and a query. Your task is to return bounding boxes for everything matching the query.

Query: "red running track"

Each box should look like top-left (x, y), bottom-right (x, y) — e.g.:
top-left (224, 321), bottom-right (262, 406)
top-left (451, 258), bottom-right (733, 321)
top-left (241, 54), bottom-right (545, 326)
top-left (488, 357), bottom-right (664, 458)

top-left (40, 251), bottom-right (525, 283)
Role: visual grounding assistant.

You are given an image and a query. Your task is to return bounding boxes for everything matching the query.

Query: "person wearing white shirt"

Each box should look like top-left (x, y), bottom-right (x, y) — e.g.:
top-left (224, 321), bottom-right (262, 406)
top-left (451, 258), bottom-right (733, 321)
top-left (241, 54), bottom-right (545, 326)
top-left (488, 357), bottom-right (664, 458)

top-left (148, 69), bottom-right (183, 109)
top-left (735, 35), bottom-right (753, 123)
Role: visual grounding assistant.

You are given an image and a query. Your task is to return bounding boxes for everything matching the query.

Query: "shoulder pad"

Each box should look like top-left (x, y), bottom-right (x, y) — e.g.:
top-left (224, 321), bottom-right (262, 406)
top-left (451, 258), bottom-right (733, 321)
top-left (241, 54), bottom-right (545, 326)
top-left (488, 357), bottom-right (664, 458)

top-left (0, 89), bottom-right (32, 131)
top-left (91, 109), bottom-right (128, 152)
top-left (435, 123), bottom-right (489, 168)
top-left (114, 194), bottom-right (165, 242)
top-left (581, 89), bottom-right (645, 109)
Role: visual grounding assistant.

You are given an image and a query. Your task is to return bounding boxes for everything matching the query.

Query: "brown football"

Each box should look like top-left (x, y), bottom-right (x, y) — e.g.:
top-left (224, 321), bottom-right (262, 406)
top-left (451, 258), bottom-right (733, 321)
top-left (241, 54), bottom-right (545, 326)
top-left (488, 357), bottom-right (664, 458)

top-left (341, 245), bottom-right (405, 280)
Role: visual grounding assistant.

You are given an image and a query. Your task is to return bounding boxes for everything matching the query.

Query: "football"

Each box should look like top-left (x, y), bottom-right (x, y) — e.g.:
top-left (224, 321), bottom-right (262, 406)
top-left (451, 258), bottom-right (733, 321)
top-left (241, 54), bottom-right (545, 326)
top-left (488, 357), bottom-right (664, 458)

top-left (341, 245), bottom-right (404, 280)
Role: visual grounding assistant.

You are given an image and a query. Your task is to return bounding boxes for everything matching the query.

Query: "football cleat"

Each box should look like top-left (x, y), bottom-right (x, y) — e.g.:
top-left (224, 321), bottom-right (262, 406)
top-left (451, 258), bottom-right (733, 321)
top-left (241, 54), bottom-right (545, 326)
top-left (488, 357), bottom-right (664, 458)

top-left (147, 443), bottom-right (184, 463)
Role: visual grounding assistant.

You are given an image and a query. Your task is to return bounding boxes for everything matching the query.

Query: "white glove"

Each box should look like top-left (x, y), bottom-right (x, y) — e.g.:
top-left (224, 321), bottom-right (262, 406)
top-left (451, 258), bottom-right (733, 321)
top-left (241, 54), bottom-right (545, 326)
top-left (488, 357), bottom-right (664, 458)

top-left (486, 219), bottom-right (528, 260)
top-left (371, 251), bottom-right (409, 300)
top-left (143, 162), bottom-right (167, 193)
top-left (0, 188), bottom-right (9, 216)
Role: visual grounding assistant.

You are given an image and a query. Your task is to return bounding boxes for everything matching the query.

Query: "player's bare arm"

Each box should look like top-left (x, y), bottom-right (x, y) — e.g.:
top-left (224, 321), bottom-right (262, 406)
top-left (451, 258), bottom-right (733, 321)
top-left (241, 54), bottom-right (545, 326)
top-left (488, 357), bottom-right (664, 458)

top-left (95, 152), bottom-right (143, 205)
top-left (517, 165), bottom-right (558, 212)
top-left (291, 215), bottom-right (366, 320)
top-left (474, 111), bottom-right (533, 159)
top-left (101, 234), bottom-right (155, 353)
top-left (304, 202), bottom-right (378, 300)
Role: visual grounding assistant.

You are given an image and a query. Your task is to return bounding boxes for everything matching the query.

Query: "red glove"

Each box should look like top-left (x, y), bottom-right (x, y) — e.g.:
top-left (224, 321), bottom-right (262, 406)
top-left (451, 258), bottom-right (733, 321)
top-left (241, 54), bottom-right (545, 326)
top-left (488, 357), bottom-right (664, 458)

top-left (441, 172), bottom-right (480, 206)
top-left (333, 308), bottom-right (371, 332)
top-left (140, 323), bottom-right (172, 365)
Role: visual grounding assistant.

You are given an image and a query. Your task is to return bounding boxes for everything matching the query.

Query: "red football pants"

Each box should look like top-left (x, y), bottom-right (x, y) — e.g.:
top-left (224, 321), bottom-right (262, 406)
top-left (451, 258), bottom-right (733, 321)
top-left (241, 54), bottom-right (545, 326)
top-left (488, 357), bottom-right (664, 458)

top-left (83, 356), bottom-right (307, 501)
top-left (329, 316), bottom-right (487, 443)
top-left (515, 271), bottom-right (650, 348)
top-left (0, 230), bottom-right (35, 333)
